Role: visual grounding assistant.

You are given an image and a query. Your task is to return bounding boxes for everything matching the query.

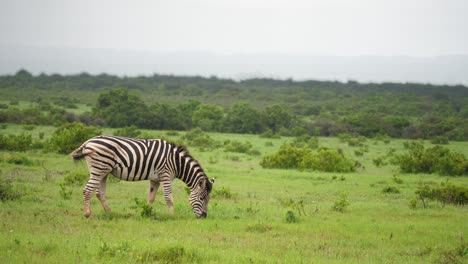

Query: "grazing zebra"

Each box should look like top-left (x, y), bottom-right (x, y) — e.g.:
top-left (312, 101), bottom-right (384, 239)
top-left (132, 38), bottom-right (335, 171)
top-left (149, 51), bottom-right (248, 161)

top-left (70, 135), bottom-right (214, 218)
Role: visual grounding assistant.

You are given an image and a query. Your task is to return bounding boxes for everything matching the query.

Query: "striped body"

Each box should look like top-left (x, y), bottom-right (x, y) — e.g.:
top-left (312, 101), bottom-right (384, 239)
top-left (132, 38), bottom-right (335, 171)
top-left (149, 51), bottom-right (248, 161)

top-left (71, 135), bottom-right (214, 218)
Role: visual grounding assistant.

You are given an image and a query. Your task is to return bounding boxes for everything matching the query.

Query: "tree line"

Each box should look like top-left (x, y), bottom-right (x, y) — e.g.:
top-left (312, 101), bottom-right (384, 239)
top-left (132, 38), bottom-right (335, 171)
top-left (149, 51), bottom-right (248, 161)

top-left (0, 70), bottom-right (467, 140)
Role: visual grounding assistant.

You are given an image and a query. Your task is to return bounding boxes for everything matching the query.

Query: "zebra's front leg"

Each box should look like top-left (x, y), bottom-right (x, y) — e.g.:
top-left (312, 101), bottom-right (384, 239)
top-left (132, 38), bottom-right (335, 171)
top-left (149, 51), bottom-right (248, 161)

top-left (161, 180), bottom-right (174, 215)
top-left (148, 180), bottom-right (160, 205)
top-left (96, 175), bottom-right (111, 212)
top-left (83, 175), bottom-right (101, 218)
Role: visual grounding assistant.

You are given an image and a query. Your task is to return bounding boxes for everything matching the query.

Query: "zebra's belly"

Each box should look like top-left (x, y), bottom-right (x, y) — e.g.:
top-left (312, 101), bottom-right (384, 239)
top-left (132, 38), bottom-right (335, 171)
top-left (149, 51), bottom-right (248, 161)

top-left (111, 166), bottom-right (158, 181)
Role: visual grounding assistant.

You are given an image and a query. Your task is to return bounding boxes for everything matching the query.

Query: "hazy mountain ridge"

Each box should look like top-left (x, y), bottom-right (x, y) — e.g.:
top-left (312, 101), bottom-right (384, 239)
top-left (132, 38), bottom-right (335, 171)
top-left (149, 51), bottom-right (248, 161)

top-left (1, 45), bottom-right (468, 86)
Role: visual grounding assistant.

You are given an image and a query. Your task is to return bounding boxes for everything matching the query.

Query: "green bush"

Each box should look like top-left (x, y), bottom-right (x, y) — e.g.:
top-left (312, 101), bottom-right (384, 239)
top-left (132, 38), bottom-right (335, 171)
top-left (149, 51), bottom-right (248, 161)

top-left (224, 140), bottom-right (253, 154)
top-left (63, 171), bottom-right (88, 186)
top-left (430, 136), bottom-right (449, 145)
top-left (260, 144), bottom-right (312, 169)
top-left (113, 125), bottom-right (141, 138)
top-left (0, 174), bottom-right (21, 201)
top-left (416, 182), bottom-right (468, 207)
top-left (47, 122), bottom-right (101, 154)
top-left (382, 186), bottom-right (400, 194)
top-left (332, 193), bottom-right (350, 212)
top-left (4, 153), bottom-right (37, 166)
top-left (0, 133), bottom-right (32, 151)
top-left (261, 144), bottom-right (355, 172)
top-left (301, 148), bottom-right (355, 173)
top-left (395, 141), bottom-right (467, 176)
top-left (291, 135), bottom-right (319, 149)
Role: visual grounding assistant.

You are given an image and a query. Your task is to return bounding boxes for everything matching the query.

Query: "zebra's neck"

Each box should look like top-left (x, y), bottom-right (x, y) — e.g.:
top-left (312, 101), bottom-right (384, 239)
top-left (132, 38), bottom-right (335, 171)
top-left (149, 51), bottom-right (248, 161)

top-left (174, 150), bottom-right (206, 191)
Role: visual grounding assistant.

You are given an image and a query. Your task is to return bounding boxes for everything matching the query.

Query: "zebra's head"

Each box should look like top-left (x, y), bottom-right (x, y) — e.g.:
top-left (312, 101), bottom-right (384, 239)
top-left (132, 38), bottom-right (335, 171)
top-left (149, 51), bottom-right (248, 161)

top-left (189, 177), bottom-right (215, 218)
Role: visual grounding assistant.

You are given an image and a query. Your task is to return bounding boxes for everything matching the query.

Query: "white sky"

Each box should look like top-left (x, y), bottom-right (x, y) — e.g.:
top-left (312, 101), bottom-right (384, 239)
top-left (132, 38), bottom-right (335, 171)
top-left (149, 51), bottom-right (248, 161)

top-left (1, 0), bottom-right (468, 56)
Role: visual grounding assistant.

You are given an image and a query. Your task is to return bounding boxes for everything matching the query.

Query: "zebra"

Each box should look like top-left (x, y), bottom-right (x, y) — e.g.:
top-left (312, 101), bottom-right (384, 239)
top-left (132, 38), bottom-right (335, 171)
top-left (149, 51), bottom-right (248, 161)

top-left (70, 135), bottom-right (214, 218)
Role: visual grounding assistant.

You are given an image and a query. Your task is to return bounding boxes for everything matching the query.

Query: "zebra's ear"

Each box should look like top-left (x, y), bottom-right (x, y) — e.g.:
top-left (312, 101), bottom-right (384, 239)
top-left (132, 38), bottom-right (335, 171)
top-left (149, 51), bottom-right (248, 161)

top-left (210, 178), bottom-right (215, 184)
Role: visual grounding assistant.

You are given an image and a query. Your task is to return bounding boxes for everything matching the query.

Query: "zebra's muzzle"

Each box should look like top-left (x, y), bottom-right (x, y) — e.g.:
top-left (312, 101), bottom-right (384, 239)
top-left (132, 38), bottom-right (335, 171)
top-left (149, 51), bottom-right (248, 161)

top-left (198, 212), bottom-right (207, 218)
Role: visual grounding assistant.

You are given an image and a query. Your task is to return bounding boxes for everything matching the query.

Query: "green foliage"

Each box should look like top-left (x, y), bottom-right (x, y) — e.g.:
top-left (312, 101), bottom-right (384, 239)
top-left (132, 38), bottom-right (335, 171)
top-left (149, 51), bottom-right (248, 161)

top-left (58, 182), bottom-right (73, 200)
top-left (212, 186), bottom-right (237, 200)
top-left (332, 193), bottom-right (350, 212)
top-left (0, 174), bottom-right (20, 201)
top-left (224, 140), bottom-right (257, 155)
top-left (395, 141), bottom-right (467, 176)
top-left (291, 135), bottom-right (319, 149)
top-left (113, 125), bottom-right (142, 138)
top-left (301, 148), bottom-right (355, 172)
top-left (63, 171), bottom-right (88, 186)
top-left (430, 136), bottom-right (449, 145)
top-left (278, 198), bottom-right (306, 216)
top-left (47, 122), bottom-right (101, 154)
top-left (133, 197), bottom-right (153, 218)
top-left (416, 182), bottom-right (468, 207)
top-left (260, 144), bottom-right (311, 169)
top-left (182, 128), bottom-right (220, 150)
top-left (3, 153), bottom-right (37, 166)
top-left (382, 186), bottom-right (400, 194)
top-left (285, 210), bottom-right (299, 223)
top-left (0, 133), bottom-right (32, 151)
top-left (261, 144), bottom-right (355, 172)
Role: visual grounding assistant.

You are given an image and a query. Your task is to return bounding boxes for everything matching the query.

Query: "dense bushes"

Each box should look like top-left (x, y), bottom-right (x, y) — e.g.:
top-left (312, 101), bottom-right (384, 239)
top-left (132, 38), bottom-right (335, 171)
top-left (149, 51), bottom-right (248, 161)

top-left (416, 182), bottom-right (468, 207)
top-left (47, 122), bottom-right (102, 154)
top-left (0, 133), bottom-right (32, 151)
top-left (394, 141), bottom-right (467, 176)
top-left (260, 144), bottom-right (355, 172)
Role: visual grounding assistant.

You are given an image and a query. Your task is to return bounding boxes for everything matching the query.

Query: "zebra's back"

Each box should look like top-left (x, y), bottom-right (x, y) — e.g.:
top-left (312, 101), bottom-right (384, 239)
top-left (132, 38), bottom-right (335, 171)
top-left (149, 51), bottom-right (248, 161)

top-left (80, 136), bottom-right (172, 181)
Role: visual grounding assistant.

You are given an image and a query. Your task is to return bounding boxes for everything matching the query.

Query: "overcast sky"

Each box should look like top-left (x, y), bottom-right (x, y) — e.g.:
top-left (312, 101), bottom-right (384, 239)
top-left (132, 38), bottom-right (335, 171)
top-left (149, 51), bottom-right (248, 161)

top-left (1, 0), bottom-right (468, 84)
top-left (1, 0), bottom-right (467, 56)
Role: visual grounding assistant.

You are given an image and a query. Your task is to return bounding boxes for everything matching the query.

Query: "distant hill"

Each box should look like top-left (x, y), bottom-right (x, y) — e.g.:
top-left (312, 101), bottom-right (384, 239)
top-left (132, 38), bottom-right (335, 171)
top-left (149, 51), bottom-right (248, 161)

top-left (1, 45), bottom-right (468, 85)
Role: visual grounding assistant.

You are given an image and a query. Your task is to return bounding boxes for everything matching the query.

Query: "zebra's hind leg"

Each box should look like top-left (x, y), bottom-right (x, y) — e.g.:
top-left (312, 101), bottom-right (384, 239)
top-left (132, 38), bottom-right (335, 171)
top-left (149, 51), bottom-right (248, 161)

top-left (83, 174), bottom-right (104, 218)
top-left (96, 175), bottom-right (111, 212)
top-left (161, 180), bottom-right (174, 215)
top-left (148, 180), bottom-right (160, 205)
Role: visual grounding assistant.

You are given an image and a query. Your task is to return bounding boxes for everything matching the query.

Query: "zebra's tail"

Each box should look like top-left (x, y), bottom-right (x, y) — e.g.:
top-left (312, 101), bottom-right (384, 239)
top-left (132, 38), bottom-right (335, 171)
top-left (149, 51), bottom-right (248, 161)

top-left (69, 142), bottom-right (89, 161)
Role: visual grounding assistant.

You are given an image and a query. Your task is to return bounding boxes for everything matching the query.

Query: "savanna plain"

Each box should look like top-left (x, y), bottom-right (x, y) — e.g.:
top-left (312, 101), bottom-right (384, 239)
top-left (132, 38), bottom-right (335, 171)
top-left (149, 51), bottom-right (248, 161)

top-left (1, 124), bottom-right (467, 263)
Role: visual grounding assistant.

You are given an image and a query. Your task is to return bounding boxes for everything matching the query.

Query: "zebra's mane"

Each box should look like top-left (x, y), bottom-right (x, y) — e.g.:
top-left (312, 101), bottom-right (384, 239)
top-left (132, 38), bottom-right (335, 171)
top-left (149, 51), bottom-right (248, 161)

top-left (171, 143), bottom-right (208, 179)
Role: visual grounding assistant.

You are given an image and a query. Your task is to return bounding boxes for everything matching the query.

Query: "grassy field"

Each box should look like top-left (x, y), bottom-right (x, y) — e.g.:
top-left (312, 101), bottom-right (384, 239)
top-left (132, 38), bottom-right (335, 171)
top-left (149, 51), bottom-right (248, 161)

top-left (0, 124), bottom-right (467, 263)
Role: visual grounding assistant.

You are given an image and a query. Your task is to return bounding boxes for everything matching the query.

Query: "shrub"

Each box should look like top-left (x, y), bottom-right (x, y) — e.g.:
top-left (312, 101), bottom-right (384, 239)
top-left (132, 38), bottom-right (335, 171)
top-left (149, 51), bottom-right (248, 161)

top-left (301, 148), bottom-right (355, 173)
top-left (260, 144), bottom-right (311, 169)
top-left (113, 125), bottom-right (141, 138)
top-left (182, 128), bottom-right (220, 150)
top-left (395, 141), bottom-right (467, 176)
top-left (332, 193), bottom-right (350, 212)
top-left (134, 197), bottom-right (153, 217)
top-left (4, 153), bottom-right (37, 166)
top-left (0, 174), bottom-right (21, 201)
top-left (58, 182), bottom-right (73, 200)
top-left (382, 186), bottom-right (400, 194)
top-left (291, 135), bottom-right (319, 149)
top-left (415, 182), bottom-right (468, 207)
top-left (285, 210), bottom-right (299, 223)
top-left (47, 122), bottom-right (101, 154)
top-left (212, 186), bottom-right (237, 199)
top-left (63, 171), bottom-right (88, 186)
top-left (0, 133), bottom-right (33, 151)
top-left (430, 136), bottom-right (449, 145)
top-left (224, 140), bottom-right (253, 154)
top-left (261, 144), bottom-right (355, 173)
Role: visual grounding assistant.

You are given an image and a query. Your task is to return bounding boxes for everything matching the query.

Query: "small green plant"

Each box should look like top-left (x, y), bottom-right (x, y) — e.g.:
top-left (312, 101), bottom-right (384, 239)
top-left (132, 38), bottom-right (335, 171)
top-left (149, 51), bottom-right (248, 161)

top-left (278, 198), bottom-right (306, 216)
top-left (212, 186), bottom-right (236, 199)
top-left (332, 193), bottom-right (350, 212)
top-left (63, 171), bottom-right (88, 186)
top-left (113, 125), bottom-right (142, 138)
top-left (285, 210), bottom-right (299, 223)
top-left (0, 174), bottom-right (20, 201)
top-left (134, 197), bottom-right (153, 217)
top-left (58, 182), bottom-right (73, 200)
top-left (246, 223), bottom-right (273, 233)
top-left (430, 136), bottom-right (449, 145)
top-left (382, 186), bottom-right (400, 194)
top-left (392, 175), bottom-right (404, 184)
top-left (373, 156), bottom-right (387, 167)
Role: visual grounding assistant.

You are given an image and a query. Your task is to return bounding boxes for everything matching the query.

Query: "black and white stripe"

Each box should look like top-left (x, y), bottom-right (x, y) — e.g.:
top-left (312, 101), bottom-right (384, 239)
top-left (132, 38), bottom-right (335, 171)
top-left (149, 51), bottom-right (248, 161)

top-left (71, 135), bottom-right (214, 218)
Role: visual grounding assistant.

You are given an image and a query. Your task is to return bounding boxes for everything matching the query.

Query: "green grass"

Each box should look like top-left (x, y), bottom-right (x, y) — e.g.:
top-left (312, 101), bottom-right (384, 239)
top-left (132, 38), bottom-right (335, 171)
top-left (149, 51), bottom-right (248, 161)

top-left (1, 125), bottom-right (467, 263)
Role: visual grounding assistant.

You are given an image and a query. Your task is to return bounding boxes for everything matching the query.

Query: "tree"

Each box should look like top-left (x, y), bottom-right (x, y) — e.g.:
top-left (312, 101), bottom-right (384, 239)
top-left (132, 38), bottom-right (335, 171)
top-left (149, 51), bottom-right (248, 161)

top-left (192, 104), bottom-right (224, 131)
top-left (93, 88), bottom-right (147, 128)
top-left (262, 105), bottom-right (293, 133)
top-left (223, 103), bottom-right (263, 134)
